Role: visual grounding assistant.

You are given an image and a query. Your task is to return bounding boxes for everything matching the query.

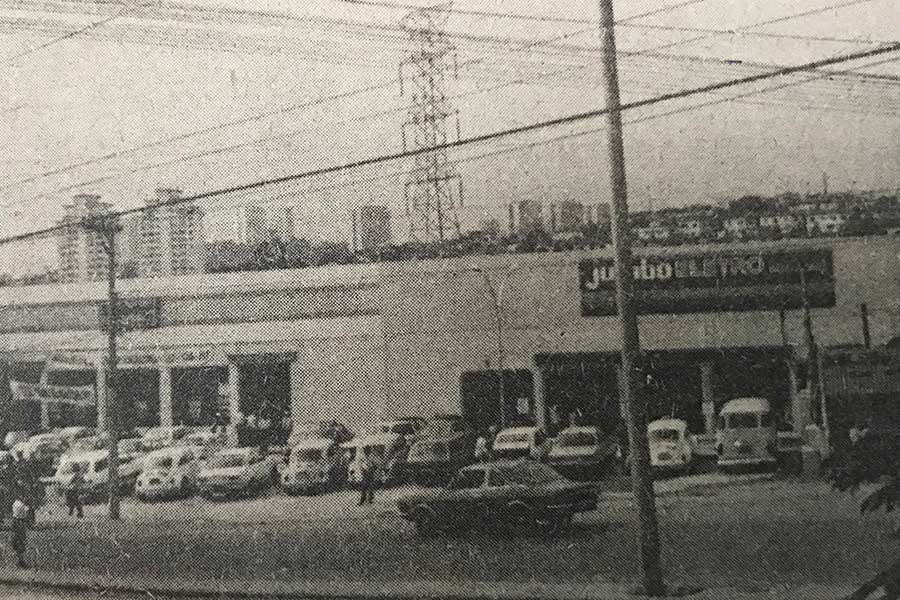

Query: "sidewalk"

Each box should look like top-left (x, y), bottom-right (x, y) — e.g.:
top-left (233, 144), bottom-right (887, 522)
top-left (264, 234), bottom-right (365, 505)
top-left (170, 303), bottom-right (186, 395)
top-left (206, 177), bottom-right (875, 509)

top-left (0, 567), bottom-right (858, 600)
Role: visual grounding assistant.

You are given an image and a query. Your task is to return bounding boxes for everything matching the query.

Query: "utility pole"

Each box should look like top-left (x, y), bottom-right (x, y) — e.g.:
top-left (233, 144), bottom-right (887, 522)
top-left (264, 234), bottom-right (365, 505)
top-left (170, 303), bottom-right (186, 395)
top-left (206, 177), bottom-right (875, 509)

top-left (473, 266), bottom-right (508, 429)
top-left (597, 0), bottom-right (664, 595)
top-left (85, 216), bottom-right (122, 520)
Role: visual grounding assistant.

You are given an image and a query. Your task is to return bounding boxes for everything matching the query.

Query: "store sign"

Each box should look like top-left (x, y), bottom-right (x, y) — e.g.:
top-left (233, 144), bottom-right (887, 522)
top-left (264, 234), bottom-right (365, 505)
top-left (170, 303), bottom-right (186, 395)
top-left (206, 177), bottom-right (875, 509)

top-left (9, 381), bottom-right (96, 408)
top-left (98, 297), bottom-right (161, 332)
top-left (580, 248), bottom-right (835, 315)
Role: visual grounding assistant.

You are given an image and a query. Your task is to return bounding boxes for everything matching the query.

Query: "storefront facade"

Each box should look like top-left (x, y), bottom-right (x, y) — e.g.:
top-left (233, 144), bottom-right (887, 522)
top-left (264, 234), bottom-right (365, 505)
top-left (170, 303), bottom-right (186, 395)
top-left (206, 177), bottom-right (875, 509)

top-left (0, 236), bottom-right (896, 435)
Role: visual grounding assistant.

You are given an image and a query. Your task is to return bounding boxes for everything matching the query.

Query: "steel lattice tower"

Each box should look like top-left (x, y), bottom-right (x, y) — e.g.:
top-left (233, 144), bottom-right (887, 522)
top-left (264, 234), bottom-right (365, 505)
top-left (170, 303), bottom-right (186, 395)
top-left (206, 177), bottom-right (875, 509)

top-left (399, 3), bottom-right (464, 242)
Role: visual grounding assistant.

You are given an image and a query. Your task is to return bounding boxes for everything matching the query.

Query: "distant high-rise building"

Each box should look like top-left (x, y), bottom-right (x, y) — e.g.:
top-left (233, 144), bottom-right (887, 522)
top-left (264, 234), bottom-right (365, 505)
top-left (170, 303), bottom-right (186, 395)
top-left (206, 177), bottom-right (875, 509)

top-left (207, 206), bottom-right (297, 244)
top-left (508, 200), bottom-right (544, 234)
top-left (352, 205), bottom-right (392, 252)
top-left (550, 200), bottom-right (586, 233)
top-left (56, 195), bottom-right (114, 283)
top-left (136, 188), bottom-right (205, 278)
top-left (586, 203), bottom-right (611, 226)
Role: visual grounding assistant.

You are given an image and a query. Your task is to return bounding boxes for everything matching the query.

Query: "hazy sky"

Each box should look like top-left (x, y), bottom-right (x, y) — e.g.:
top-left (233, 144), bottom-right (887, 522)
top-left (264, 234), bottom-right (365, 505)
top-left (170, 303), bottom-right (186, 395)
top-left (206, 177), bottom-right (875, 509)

top-left (1, 0), bottom-right (899, 273)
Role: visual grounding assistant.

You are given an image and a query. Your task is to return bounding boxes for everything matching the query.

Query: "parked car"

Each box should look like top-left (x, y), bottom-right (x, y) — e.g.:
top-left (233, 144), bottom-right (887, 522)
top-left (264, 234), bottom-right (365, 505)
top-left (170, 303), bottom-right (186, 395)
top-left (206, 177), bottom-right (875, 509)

top-left (141, 426), bottom-right (190, 451)
top-left (197, 447), bottom-right (278, 500)
top-left (648, 418), bottom-right (694, 474)
top-left (716, 397), bottom-right (778, 471)
top-left (344, 433), bottom-right (409, 487)
top-left (401, 415), bottom-right (476, 486)
top-left (288, 420), bottom-right (353, 447)
top-left (135, 446), bottom-right (202, 501)
top-left (15, 433), bottom-right (66, 461)
top-left (546, 426), bottom-right (619, 480)
top-left (45, 449), bottom-right (142, 503)
top-left (3, 431), bottom-right (30, 451)
top-left (397, 460), bottom-right (597, 537)
top-left (281, 438), bottom-right (345, 495)
top-left (178, 430), bottom-right (227, 459)
top-left (492, 426), bottom-right (552, 462)
top-left (367, 419), bottom-right (424, 442)
top-left (54, 426), bottom-right (95, 447)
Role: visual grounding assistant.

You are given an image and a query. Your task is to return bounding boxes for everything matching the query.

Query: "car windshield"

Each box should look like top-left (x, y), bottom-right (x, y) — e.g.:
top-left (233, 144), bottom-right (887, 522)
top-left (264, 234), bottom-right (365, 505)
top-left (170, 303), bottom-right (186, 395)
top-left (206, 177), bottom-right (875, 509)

top-left (59, 460), bottom-right (89, 475)
top-left (650, 429), bottom-right (680, 442)
top-left (491, 462), bottom-right (563, 487)
top-left (207, 454), bottom-right (246, 468)
top-left (293, 449), bottom-right (322, 462)
top-left (557, 431), bottom-right (597, 447)
top-left (410, 440), bottom-right (448, 459)
top-left (146, 456), bottom-right (174, 470)
top-left (496, 432), bottom-right (529, 445)
top-left (388, 423), bottom-right (415, 436)
top-left (727, 413), bottom-right (759, 429)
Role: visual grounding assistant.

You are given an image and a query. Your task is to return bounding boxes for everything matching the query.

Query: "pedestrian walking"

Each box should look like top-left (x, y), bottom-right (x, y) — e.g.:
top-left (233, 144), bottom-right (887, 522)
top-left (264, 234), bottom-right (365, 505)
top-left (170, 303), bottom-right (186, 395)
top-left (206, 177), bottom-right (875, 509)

top-left (10, 494), bottom-right (29, 568)
top-left (66, 464), bottom-right (84, 519)
top-left (358, 447), bottom-right (378, 506)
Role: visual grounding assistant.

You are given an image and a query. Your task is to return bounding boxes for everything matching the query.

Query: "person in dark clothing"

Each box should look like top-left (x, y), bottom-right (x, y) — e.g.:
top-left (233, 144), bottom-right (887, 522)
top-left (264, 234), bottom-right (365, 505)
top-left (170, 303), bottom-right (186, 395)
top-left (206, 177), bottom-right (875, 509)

top-left (66, 464), bottom-right (84, 519)
top-left (358, 447), bottom-right (379, 506)
top-left (10, 493), bottom-right (29, 568)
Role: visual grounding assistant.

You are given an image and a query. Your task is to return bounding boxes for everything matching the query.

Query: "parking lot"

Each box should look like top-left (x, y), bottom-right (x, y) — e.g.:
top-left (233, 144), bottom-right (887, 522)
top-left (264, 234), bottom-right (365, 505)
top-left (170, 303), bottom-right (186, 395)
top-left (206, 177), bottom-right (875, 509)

top-left (19, 472), bottom-right (895, 593)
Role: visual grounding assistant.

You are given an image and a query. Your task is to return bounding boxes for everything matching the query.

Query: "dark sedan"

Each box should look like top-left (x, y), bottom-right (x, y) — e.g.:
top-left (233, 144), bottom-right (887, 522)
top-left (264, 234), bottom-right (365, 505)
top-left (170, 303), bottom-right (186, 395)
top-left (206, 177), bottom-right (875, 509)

top-left (396, 460), bottom-right (597, 536)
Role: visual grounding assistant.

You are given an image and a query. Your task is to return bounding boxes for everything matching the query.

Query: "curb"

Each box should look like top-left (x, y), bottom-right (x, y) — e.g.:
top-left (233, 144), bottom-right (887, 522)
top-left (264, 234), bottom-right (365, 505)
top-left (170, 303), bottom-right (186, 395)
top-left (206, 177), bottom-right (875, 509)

top-left (0, 570), bottom-right (856, 600)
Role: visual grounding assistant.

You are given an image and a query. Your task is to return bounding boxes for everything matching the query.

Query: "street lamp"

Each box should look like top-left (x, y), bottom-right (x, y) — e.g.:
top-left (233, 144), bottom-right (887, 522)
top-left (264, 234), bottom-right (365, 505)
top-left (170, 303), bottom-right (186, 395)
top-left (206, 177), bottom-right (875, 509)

top-left (470, 266), bottom-right (512, 429)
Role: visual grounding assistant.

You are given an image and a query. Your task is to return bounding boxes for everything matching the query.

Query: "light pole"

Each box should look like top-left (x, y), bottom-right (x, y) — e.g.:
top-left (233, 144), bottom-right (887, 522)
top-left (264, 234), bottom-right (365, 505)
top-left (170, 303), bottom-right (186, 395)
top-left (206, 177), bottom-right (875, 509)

top-left (471, 266), bottom-right (510, 429)
top-left (83, 215), bottom-right (122, 520)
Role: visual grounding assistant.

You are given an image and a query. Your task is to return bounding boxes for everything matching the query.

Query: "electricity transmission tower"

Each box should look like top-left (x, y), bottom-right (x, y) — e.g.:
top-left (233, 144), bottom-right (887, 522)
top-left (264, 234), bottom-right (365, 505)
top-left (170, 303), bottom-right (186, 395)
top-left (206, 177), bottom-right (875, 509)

top-left (399, 3), bottom-right (464, 243)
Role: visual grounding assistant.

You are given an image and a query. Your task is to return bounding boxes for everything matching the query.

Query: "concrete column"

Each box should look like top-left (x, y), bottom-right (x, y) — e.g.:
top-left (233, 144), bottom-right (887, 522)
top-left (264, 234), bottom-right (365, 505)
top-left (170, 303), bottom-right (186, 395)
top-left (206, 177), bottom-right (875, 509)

top-left (532, 364), bottom-right (547, 431)
top-left (227, 363), bottom-right (241, 446)
top-left (159, 366), bottom-right (173, 427)
top-left (96, 365), bottom-right (107, 431)
top-left (700, 361), bottom-right (716, 434)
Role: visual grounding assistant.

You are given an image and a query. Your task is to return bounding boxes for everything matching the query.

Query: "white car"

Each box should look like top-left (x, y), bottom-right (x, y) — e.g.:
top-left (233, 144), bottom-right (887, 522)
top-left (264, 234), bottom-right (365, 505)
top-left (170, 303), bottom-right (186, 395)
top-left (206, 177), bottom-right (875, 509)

top-left (281, 438), bottom-right (346, 495)
top-left (197, 447), bottom-right (279, 500)
top-left (491, 426), bottom-right (551, 462)
top-left (141, 426), bottom-right (190, 451)
top-left (47, 450), bottom-right (142, 502)
top-left (135, 446), bottom-right (202, 501)
top-left (178, 430), bottom-right (227, 459)
top-left (54, 426), bottom-right (95, 447)
top-left (15, 433), bottom-right (66, 463)
top-left (546, 426), bottom-right (619, 480)
top-left (648, 418), bottom-right (694, 473)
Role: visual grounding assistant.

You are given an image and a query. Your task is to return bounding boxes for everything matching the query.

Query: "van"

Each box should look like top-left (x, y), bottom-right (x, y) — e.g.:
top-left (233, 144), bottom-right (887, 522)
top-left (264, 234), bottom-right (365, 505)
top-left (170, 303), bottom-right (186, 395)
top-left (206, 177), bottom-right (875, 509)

top-left (648, 418), bottom-right (694, 473)
top-left (715, 397), bottom-right (778, 470)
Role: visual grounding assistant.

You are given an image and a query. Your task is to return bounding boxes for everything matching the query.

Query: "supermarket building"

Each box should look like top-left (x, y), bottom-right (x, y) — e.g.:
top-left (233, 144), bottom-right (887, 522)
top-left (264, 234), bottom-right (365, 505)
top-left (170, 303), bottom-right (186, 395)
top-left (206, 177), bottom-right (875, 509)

top-left (0, 236), bottom-right (897, 439)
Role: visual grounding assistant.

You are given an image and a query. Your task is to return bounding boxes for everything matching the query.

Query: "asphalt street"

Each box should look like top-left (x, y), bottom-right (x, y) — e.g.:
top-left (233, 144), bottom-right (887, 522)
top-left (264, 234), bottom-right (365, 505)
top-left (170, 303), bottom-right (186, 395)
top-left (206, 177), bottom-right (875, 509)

top-left (7, 473), bottom-right (891, 594)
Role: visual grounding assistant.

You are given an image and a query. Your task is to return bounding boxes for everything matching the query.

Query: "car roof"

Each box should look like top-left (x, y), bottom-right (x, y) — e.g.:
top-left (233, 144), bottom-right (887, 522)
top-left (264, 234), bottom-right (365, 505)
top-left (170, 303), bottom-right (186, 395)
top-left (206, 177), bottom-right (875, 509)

top-left (648, 418), bottom-right (688, 431)
top-left (721, 397), bottom-right (771, 414)
top-left (293, 438), bottom-right (333, 450)
top-left (63, 449), bottom-right (108, 461)
top-left (497, 426), bottom-right (538, 435)
top-left (348, 433), bottom-right (402, 446)
top-left (215, 447), bottom-right (255, 457)
top-left (146, 446), bottom-right (196, 459)
top-left (559, 426), bottom-right (600, 435)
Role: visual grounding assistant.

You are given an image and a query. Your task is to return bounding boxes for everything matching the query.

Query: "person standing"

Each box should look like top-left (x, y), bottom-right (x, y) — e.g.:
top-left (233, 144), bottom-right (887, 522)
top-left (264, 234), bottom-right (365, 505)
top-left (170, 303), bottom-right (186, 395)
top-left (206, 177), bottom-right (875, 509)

top-left (10, 494), bottom-right (30, 568)
top-left (358, 447), bottom-right (378, 506)
top-left (66, 464), bottom-right (84, 519)
top-left (474, 431), bottom-right (490, 463)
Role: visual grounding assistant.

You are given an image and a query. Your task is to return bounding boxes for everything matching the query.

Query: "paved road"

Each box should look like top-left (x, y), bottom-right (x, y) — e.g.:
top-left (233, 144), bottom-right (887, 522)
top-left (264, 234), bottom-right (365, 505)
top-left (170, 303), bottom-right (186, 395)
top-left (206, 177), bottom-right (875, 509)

top-left (0, 583), bottom-right (180, 599)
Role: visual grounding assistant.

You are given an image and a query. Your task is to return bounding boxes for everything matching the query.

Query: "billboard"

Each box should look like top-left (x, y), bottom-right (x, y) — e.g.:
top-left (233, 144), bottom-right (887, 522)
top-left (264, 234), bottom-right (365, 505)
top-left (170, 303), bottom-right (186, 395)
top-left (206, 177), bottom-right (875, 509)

top-left (580, 248), bottom-right (835, 316)
top-left (98, 297), bottom-right (161, 332)
top-left (9, 381), bottom-right (96, 408)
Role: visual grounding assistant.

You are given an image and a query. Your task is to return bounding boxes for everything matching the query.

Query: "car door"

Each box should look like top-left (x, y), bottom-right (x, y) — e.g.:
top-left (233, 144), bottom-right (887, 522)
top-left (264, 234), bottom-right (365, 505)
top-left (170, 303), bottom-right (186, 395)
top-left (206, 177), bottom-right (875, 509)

top-left (438, 469), bottom-right (488, 528)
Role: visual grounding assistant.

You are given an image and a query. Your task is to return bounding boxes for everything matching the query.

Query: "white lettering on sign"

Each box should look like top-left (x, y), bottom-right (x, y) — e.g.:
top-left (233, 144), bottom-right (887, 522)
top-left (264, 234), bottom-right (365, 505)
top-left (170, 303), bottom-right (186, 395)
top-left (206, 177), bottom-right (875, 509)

top-left (583, 254), bottom-right (770, 290)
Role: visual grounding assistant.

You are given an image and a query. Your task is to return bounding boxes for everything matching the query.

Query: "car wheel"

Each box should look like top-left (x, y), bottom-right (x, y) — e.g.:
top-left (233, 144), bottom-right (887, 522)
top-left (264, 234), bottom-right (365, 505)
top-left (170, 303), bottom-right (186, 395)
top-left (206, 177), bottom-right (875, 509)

top-left (411, 505), bottom-right (438, 537)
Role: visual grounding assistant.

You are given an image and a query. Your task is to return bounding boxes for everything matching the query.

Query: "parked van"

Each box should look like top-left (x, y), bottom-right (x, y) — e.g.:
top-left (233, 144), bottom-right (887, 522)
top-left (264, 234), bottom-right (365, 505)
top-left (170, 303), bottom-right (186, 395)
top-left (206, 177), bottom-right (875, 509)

top-left (47, 450), bottom-right (141, 502)
top-left (716, 397), bottom-right (778, 470)
top-left (344, 433), bottom-right (408, 486)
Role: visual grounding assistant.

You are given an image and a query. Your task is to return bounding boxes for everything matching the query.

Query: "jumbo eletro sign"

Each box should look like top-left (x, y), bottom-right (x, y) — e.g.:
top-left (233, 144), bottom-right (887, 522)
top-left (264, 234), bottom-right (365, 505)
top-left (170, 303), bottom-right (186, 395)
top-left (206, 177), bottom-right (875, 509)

top-left (579, 248), bottom-right (835, 316)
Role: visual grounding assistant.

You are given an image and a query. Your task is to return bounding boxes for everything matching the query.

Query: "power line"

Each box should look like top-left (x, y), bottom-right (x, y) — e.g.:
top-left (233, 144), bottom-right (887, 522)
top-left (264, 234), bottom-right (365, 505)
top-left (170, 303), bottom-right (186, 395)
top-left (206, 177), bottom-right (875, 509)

top-left (4, 0), bottom-right (146, 64)
top-left (1, 0), bottom-right (882, 196)
top-left (2, 41), bottom-right (898, 247)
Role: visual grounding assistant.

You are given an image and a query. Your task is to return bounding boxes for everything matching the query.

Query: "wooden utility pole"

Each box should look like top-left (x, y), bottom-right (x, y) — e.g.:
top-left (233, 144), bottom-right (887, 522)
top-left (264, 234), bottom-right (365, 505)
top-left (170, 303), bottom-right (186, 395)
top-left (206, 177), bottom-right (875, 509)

top-left (86, 216), bottom-right (122, 520)
top-left (597, 0), bottom-right (664, 595)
